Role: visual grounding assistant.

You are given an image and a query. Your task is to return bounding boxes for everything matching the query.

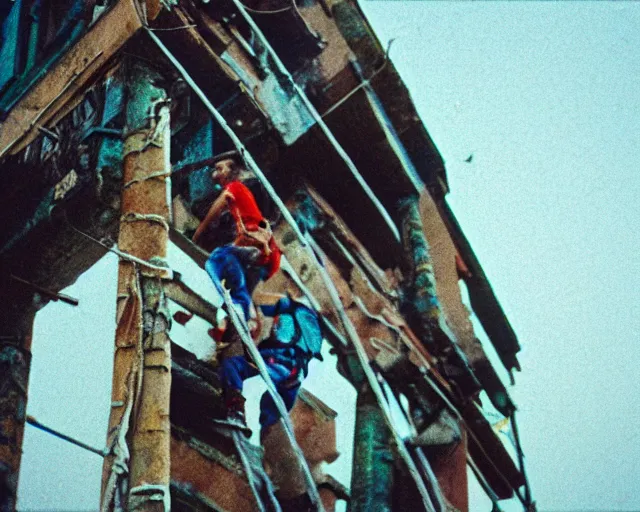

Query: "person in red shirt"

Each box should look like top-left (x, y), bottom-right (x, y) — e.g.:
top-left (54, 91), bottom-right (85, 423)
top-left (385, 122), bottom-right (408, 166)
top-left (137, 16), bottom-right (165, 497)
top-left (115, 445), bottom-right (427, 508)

top-left (192, 151), bottom-right (281, 323)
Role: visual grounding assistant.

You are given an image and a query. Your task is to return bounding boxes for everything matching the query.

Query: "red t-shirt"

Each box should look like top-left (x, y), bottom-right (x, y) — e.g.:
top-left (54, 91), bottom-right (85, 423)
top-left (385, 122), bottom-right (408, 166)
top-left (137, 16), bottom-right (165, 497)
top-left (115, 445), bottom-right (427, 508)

top-left (225, 180), bottom-right (281, 278)
top-left (225, 181), bottom-right (264, 231)
top-left (265, 239), bottom-right (282, 279)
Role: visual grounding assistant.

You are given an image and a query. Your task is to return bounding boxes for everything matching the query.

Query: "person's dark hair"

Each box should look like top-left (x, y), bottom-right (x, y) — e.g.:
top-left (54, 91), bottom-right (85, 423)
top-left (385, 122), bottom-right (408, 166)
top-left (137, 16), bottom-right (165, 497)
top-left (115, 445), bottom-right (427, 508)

top-left (227, 157), bottom-right (243, 175)
top-left (212, 150), bottom-right (245, 175)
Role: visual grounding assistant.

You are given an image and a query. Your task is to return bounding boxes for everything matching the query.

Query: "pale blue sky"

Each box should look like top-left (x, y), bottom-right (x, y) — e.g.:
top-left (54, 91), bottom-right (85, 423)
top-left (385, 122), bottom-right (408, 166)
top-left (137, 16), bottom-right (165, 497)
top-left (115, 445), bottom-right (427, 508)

top-left (18, 3), bottom-right (640, 511)
top-left (360, 2), bottom-right (640, 510)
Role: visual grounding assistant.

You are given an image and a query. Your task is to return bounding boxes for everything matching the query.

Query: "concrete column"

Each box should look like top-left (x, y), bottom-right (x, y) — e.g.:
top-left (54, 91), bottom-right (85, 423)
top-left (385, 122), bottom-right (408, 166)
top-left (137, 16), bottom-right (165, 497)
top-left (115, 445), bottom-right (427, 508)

top-left (0, 286), bottom-right (37, 512)
top-left (346, 355), bottom-right (394, 512)
top-left (398, 196), bottom-right (440, 349)
top-left (348, 385), bottom-right (394, 512)
top-left (101, 61), bottom-right (173, 512)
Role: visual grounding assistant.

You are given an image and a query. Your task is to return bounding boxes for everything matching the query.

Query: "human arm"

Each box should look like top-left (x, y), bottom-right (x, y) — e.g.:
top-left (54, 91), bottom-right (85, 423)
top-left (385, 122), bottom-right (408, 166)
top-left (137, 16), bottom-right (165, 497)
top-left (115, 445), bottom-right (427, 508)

top-left (192, 189), bottom-right (233, 243)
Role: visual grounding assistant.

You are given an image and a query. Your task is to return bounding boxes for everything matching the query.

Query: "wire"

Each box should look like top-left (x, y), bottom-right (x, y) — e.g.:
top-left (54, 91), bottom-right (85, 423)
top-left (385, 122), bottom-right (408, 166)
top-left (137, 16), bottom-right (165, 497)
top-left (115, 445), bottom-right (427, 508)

top-left (321, 39), bottom-right (395, 118)
top-left (65, 217), bottom-right (173, 275)
top-left (511, 410), bottom-right (533, 506)
top-left (236, 1), bottom-right (292, 14)
top-left (149, 24), bottom-right (198, 31)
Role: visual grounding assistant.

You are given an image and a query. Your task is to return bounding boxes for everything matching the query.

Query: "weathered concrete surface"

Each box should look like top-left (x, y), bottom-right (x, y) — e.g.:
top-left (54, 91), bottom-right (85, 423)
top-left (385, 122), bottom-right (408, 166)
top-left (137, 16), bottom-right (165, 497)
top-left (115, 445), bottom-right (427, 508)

top-left (417, 191), bottom-right (479, 360)
top-left (101, 62), bottom-right (172, 512)
top-left (349, 385), bottom-right (394, 512)
top-left (0, 287), bottom-right (37, 512)
top-left (0, 0), bottom-right (142, 158)
top-left (428, 426), bottom-right (469, 512)
top-left (170, 435), bottom-right (257, 512)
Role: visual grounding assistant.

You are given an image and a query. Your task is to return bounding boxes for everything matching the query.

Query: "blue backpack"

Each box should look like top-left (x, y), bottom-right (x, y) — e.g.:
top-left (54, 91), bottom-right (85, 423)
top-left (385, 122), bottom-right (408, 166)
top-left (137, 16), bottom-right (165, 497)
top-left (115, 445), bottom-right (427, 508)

top-left (293, 304), bottom-right (323, 360)
top-left (271, 302), bottom-right (324, 362)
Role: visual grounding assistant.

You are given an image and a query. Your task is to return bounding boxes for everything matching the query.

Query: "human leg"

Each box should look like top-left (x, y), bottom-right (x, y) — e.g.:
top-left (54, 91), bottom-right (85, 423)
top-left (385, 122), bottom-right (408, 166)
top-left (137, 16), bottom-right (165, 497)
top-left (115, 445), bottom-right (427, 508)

top-left (258, 382), bottom-right (301, 431)
top-left (218, 355), bottom-right (258, 391)
top-left (205, 246), bottom-right (252, 321)
top-left (257, 354), bottom-right (301, 431)
top-left (219, 355), bottom-right (258, 424)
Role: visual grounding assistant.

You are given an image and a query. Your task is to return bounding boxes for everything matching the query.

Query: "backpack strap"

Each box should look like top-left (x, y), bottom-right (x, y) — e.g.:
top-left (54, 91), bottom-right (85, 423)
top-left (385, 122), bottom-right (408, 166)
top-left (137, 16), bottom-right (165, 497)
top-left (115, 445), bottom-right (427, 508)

top-left (233, 207), bottom-right (273, 257)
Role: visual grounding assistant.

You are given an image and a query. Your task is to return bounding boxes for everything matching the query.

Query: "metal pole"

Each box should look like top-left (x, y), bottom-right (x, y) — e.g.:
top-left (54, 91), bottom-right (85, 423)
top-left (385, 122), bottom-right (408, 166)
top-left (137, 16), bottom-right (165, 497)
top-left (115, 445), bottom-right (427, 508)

top-left (26, 416), bottom-right (107, 457)
top-left (467, 456), bottom-right (503, 512)
top-left (223, 291), bottom-right (326, 512)
top-left (413, 447), bottom-right (447, 512)
top-left (350, 59), bottom-right (423, 193)
top-left (511, 411), bottom-right (533, 506)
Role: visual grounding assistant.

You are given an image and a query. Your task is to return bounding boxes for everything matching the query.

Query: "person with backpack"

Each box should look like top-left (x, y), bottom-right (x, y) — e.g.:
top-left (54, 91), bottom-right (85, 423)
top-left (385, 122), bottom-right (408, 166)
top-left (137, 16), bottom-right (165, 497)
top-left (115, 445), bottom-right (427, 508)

top-left (219, 289), bottom-right (324, 434)
top-left (191, 150), bottom-right (281, 330)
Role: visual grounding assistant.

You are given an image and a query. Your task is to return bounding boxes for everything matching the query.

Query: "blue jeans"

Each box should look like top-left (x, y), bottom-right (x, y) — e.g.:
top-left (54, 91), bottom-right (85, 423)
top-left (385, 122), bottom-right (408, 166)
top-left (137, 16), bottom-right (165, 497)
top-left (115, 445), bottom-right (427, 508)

top-left (219, 349), bottom-right (301, 430)
top-left (205, 245), bottom-right (253, 321)
top-left (205, 245), bottom-right (270, 321)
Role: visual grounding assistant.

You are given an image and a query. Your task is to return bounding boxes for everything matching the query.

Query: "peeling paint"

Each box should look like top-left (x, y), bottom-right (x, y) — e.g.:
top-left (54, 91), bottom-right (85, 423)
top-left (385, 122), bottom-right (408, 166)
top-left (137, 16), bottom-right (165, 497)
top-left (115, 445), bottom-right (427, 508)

top-left (101, 369), bottom-right (137, 512)
top-left (102, 61), bottom-right (173, 512)
top-left (220, 48), bottom-right (315, 146)
top-left (399, 197), bottom-right (440, 325)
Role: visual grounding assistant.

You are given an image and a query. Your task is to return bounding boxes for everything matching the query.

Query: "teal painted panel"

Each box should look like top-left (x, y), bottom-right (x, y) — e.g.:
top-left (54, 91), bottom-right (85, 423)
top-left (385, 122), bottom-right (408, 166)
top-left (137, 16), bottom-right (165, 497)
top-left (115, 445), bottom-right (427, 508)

top-left (0, 0), bottom-right (23, 92)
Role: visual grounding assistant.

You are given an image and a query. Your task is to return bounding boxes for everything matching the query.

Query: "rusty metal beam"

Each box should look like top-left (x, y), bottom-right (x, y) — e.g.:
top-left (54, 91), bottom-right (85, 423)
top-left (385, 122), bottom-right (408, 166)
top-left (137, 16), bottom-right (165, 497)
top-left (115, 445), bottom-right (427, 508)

top-left (101, 61), bottom-right (172, 512)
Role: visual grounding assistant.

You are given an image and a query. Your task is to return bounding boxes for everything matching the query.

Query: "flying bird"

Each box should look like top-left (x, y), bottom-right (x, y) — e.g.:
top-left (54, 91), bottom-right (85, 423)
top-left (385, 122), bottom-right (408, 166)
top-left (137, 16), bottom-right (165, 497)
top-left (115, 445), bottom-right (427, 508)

top-left (464, 154), bottom-right (474, 163)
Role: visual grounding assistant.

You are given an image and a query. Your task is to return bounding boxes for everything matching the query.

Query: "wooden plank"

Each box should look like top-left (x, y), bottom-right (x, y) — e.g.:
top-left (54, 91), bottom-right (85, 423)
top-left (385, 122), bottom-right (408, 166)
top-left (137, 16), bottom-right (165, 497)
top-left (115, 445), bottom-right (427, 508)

top-left (0, 0), bottom-right (143, 158)
top-left (164, 277), bottom-right (218, 326)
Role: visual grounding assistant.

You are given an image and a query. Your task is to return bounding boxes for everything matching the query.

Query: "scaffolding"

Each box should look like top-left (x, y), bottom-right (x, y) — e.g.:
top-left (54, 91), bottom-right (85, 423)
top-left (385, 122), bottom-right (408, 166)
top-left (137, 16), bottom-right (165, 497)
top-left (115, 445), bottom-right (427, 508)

top-left (0, 1), bottom-right (533, 511)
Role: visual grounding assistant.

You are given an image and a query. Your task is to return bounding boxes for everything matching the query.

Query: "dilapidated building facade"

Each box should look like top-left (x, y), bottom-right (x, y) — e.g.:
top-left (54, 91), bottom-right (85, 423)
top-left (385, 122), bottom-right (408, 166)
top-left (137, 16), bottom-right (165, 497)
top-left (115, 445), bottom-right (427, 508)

top-left (0, 1), bottom-right (532, 510)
